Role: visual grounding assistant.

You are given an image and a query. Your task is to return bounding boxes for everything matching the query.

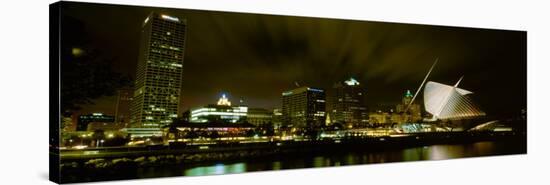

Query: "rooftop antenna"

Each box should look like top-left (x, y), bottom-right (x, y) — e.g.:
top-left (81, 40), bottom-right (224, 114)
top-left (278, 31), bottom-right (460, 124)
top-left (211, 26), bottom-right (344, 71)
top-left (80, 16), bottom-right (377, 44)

top-left (405, 58), bottom-right (438, 112)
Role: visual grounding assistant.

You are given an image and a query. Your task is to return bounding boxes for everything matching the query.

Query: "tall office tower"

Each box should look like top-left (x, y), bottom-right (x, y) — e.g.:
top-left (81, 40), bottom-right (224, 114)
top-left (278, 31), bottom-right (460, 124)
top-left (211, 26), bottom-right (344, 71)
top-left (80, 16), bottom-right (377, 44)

top-left (115, 87), bottom-right (133, 127)
top-left (131, 12), bottom-right (187, 128)
top-left (282, 87), bottom-right (326, 129)
top-left (396, 90), bottom-right (422, 122)
top-left (272, 108), bottom-right (283, 128)
top-left (330, 78), bottom-right (368, 128)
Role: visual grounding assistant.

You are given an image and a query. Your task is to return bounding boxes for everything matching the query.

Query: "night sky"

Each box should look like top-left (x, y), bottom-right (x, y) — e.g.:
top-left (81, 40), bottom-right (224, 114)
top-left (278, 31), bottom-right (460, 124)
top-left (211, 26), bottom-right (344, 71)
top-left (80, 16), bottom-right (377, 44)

top-left (62, 2), bottom-right (526, 118)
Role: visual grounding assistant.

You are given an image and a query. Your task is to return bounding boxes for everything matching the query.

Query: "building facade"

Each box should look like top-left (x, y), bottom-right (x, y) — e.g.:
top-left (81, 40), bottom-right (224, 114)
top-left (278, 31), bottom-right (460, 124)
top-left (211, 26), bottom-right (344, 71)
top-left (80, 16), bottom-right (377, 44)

top-left (87, 122), bottom-right (124, 132)
top-left (329, 78), bottom-right (368, 128)
top-left (246, 108), bottom-right (273, 127)
top-left (115, 87), bottom-right (133, 127)
top-left (369, 111), bottom-right (390, 126)
top-left (272, 108), bottom-right (283, 128)
top-left (396, 90), bottom-right (422, 122)
top-left (190, 94), bottom-right (248, 123)
top-left (131, 12), bottom-right (187, 128)
top-left (77, 113), bottom-right (115, 131)
top-left (282, 87), bottom-right (326, 129)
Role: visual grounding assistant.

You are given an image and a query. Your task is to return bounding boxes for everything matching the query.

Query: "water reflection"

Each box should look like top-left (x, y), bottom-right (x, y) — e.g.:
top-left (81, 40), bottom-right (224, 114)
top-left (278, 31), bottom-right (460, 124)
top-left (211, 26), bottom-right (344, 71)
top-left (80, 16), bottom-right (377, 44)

top-left (184, 163), bottom-right (247, 176)
top-left (272, 161), bottom-right (281, 170)
top-left (426, 141), bottom-right (498, 160)
top-left (103, 141), bottom-right (524, 181)
top-left (178, 141), bottom-right (516, 176)
top-left (61, 141), bottom-right (524, 183)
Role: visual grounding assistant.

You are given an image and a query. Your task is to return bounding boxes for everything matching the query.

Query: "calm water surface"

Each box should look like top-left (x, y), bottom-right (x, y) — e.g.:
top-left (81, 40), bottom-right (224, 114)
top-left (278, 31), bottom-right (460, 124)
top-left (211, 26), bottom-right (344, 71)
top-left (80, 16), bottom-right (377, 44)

top-left (134, 141), bottom-right (525, 178)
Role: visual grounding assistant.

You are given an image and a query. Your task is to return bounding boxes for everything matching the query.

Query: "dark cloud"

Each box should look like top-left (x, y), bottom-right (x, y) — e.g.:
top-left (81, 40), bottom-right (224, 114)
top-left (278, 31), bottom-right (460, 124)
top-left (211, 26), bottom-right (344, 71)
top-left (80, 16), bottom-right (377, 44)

top-left (63, 2), bottom-right (526, 118)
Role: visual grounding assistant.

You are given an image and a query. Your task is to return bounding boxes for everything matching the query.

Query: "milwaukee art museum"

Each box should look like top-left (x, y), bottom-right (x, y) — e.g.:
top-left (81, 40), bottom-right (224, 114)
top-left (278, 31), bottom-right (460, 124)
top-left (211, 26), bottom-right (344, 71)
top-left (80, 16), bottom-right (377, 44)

top-left (411, 76), bottom-right (492, 132)
top-left (424, 80), bottom-right (486, 121)
top-left (398, 76), bottom-right (489, 133)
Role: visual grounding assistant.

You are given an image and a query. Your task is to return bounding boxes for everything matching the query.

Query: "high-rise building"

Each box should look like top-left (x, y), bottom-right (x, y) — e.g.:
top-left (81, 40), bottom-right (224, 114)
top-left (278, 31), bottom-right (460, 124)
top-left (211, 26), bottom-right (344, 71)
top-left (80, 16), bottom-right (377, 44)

top-left (131, 12), bottom-right (187, 128)
top-left (330, 78), bottom-right (368, 128)
top-left (61, 115), bottom-right (74, 132)
top-left (396, 90), bottom-right (422, 122)
top-left (282, 87), bottom-right (326, 129)
top-left (115, 87), bottom-right (133, 127)
top-left (400, 90), bottom-right (414, 107)
top-left (272, 108), bottom-right (283, 128)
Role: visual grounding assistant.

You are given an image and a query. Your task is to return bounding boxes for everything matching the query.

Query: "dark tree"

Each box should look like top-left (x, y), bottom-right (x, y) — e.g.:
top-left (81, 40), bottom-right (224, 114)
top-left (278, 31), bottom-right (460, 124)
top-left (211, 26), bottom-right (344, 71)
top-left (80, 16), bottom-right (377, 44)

top-left (91, 129), bottom-right (105, 140)
top-left (185, 130), bottom-right (199, 139)
top-left (209, 131), bottom-right (220, 139)
top-left (264, 127), bottom-right (275, 136)
top-left (60, 16), bottom-right (129, 113)
top-left (305, 129), bottom-right (319, 140)
top-left (331, 122), bottom-right (344, 130)
top-left (245, 129), bottom-right (256, 137)
top-left (91, 129), bottom-right (105, 147)
top-left (105, 136), bottom-right (129, 147)
top-left (261, 122), bottom-right (275, 136)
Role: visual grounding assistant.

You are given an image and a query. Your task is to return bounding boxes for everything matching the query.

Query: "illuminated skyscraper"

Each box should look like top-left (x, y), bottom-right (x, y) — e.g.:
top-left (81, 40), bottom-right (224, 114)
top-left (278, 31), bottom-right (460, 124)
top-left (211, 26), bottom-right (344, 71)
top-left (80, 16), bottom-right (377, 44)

top-left (272, 108), bottom-right (283, 128)
top-left (401, 90), bottom-right (414, 106)
top-left (131, 12), bottom-right (187, 128)
top-left (396, 90), bottom-right (422, 122)
top-left (330, 78), bottom-right (368, 128)
top-left (282, 87), bottom-right (326, 129)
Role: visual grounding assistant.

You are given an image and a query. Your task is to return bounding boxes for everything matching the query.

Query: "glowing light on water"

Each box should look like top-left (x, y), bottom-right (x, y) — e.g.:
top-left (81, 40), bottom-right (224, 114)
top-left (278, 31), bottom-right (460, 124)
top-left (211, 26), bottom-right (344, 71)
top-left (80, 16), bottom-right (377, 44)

top-left (184, 163), bottom-right (246, 176)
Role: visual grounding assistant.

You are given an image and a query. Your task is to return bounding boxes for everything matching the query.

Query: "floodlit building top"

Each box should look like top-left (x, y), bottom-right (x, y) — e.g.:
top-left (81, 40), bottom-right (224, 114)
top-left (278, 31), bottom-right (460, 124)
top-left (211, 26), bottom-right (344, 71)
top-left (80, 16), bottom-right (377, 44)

top-left (282, 86), bottom-right (324, 96)
top-left (217, 94), bottom-right (231, 106)
top-left (344, 77), bottom-right (360, 86)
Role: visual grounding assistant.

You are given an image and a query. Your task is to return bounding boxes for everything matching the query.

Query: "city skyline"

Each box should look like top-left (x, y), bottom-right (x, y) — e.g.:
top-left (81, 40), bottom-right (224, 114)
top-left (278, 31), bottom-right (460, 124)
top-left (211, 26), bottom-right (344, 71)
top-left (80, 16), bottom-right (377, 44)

top-left (61, 2), bottom-right (526, 118)
top-left (51, 2), bottom-right (527, 183)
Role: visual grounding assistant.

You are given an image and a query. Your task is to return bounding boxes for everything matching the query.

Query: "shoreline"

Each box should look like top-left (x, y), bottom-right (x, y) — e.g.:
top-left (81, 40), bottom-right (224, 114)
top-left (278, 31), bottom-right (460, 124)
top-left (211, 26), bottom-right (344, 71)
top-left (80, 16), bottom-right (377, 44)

top-left (58, 131), bottom-right (526, 183)
top-left (58, 132), bottom-right (526, 183)
top-left (59, 131), bottom-right (526, 162)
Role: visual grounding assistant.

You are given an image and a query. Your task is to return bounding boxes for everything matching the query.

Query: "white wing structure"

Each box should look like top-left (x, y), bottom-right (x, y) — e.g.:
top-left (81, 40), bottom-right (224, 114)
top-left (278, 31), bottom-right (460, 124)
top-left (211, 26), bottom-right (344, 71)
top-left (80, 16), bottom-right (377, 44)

top-left (424, 81), bottom-right (485, 120)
